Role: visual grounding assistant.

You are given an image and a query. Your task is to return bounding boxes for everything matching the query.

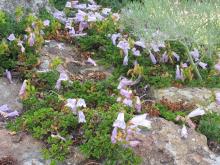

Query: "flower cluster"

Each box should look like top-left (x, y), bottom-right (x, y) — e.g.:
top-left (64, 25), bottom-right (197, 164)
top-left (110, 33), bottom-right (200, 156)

top-left (65, 98), bottom-right (87, 123)
top-left (117, 78), bottom-right (141, 113)
top-left (177, 108), bottom-right (205, 139)
top-left (0, 104), bottom-right (19, 118)
top-left (111, 113), bottom-right (151, 147)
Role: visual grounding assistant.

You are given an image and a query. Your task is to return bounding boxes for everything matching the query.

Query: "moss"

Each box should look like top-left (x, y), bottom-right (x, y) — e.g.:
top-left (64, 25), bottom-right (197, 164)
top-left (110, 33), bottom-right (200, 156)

top-left (197, 112), bottom-right (220, 144)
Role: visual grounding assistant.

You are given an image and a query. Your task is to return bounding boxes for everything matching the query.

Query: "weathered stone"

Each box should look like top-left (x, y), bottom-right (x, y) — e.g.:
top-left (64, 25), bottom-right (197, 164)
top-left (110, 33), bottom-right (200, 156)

top-left (39, 40), bottom-right (112, 81)
top-left (131, 118), bottom-right (220, 165)
top-left (0, 0), bottom-right (54, 15)
top-left (0, 78), bottom-right (22, 111)
top-left (155, 87), bottom-right (220, 114)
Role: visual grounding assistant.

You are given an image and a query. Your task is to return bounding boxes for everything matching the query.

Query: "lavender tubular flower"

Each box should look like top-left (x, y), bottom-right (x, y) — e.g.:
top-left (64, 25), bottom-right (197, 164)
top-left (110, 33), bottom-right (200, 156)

top-left (149, 51), bottom-right (157, 64)
top-left (5, 69), bottom-right (13, 83)
top-left (7, 34), bottom-right (16, 41)
top-left (111, 127), bottom-right (118, 144)
top-left (113, 112), bottom-right (126, 129)
top-left (78, 111), bottom-right (86, 123)
top-left (6, 111), bottom-right (19, 118)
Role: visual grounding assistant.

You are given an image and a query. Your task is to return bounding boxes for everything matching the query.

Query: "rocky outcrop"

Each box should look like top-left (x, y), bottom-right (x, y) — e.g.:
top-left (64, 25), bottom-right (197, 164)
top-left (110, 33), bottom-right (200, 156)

top-left (155, 87), bottom-right (220, 114)
top-left (0, 0), bottom-right (55, 15)
top-left (131, 118), bottom-right (220, 165)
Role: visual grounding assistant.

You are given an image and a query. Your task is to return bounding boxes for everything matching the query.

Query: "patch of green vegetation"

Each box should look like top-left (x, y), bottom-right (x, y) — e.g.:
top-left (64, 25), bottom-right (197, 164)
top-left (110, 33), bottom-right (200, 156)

top-left (7, 107), bottom-right (77, 161)
top-left (96, 0), bottom-right (143, 11)
top-left (62, 79), bottom-right (117, 107)
top-left (38, 8), bottom-right (62, 37)
top-left (7, 71), bottom-right (140, 164)
top-left (80, 104), bottom-right (141, 165)
top-left (49, 0), bottom-right (67, 11)
top-left (197, 112), bottom-right (220, 144)
top-left (154, 103), bottom-right (187, 122)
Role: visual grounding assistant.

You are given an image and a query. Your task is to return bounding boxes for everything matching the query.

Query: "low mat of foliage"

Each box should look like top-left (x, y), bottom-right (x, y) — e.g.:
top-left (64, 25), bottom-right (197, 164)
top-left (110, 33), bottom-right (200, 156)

top-left (8, 71), bottom-right (141, 164)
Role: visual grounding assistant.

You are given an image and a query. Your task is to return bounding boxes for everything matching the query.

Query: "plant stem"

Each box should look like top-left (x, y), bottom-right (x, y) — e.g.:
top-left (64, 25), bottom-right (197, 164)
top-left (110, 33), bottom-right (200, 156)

top-left (179, 41), bottom-right (202, 81)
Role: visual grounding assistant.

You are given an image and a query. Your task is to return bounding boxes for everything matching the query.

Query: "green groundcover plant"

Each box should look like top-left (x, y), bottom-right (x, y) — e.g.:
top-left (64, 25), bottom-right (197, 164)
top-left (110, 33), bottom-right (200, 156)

top-left (120, 0), bottom-right (220, 80)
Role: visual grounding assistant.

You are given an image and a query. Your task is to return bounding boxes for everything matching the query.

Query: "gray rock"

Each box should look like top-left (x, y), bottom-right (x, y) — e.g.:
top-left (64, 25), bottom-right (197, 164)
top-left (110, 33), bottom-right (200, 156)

top-left (155, 87), bottom-right (220, 114)
top-left (131, 118), bottom-right (220, 165)
top-left (0, 0), bottom-right (58, 16)
top-left (0, 78), bottom-right (22, 111)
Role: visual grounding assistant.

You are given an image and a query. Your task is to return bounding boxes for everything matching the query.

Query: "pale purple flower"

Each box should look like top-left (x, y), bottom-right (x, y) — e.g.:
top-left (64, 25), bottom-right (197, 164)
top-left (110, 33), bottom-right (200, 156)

top-left (65, 99), bottom-right (77, 113)
top-left (113, 112), bottom-right (126, 129)
top-left (111, 127), bottom-right (118, 144)
top-left (6, 111), bottom-right (19, 118)
top-left (120, 89), bottom-right (132, 99)
top-left (181, 63), bottom-right (188, 68)
top-left (123, 55), bottom-right (129, 66)
top-left (149, 51), bottom-right (157, 64)
top-left (123, 98), bottom-right (133, 107)
top-left (87, 57), bottom-right (97, 66)
top-left (175, 65), bottom-right (184, 80)
top-left (117, 40), bottom-right (130, 56)
top-left (65, 20), bottom-right (72, 29)
top-left (130, 114), bottom-right (151, 129)
top-left (94, 12), bottom-right (104, 21)
top-left (53, 11), bottom-right (66, 22)
top-left (69, 27), bottom-right (76, 36)
top-left (134, 40), bottom-right (146, 48)
top-left (129, 140), bottom-right (140, 147)
top-left (135, 96), bottom-right (141, 113)
top-left (117, 78), bottom-right (133, 89)
top-left (28, 33), bottom-right (35, 47)
top-left (43, 20), bottom-right (50, 26)
top-left (74, 10), bottom-right (87, 22)
top-left (87, 13), bottom-right (97, 22)
top-left (78, 21), bottom-right (88, 33)
top-left (87, 4), bottom-right (101, 11)
top-left (5, 69), bottom-right (13, 84)
top-left (65, 2), bottom-right (72, 8)
top-left (76, 98), bottom-right (86, 108)
top-left (181, 124), bottom-right (188, 139)
top-left (8, 34), bottom-right (16, 41)
top-left (73, 4), bottom-right (87, 9)
top-left (78, 111), bottom-right (86, 123)
top-left (158, 41), bottom-right (166, 48)
top-left (88, 0), bottom-right (96, 4)
top-left (190, 48), bottom-right (200, 61)
top-left (72, 1), bottom-right (79, 5)
top-left (0, 104), bottom-right (10, 112)
top-left (173, 52), bottom-right (180, 61)
top-left (198, 61), bottom-right (207, 69)
top-left (132, 48), bottom-right (140, 56)
top-left (55, 71), bottom-right (69, 90)
top-left (187, 108), bottom-right (205, 118)
top-left (151, 42), bottom-right (160, 52)
top-left (111, 33), bottom-right (121, 46)
top-left (216, 93), bottom-right (220, 105)
top-left (215, 63), bottom-right (220, 72)
top-left (102, 8), bottom-right (111, 15)
top-left (160, 52), bottom-right (168, 63)
top-left (19, 80), bottom-right (27, 97)
top-left (17, 40), bottom-right (25, 53)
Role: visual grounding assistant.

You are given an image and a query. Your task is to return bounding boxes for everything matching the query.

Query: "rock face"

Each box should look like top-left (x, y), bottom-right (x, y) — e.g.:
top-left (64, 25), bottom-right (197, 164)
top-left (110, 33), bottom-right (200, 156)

top-left (0, 0), bottom-right (54, 15)
top-left (155, 87), bottom-right (220, 114)
top-left (39, 40), bottom-right (113, 81)
top-left (0, 78), bottom-right (22, 111)
top-left (132, 118), bottom-right (220, 165)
